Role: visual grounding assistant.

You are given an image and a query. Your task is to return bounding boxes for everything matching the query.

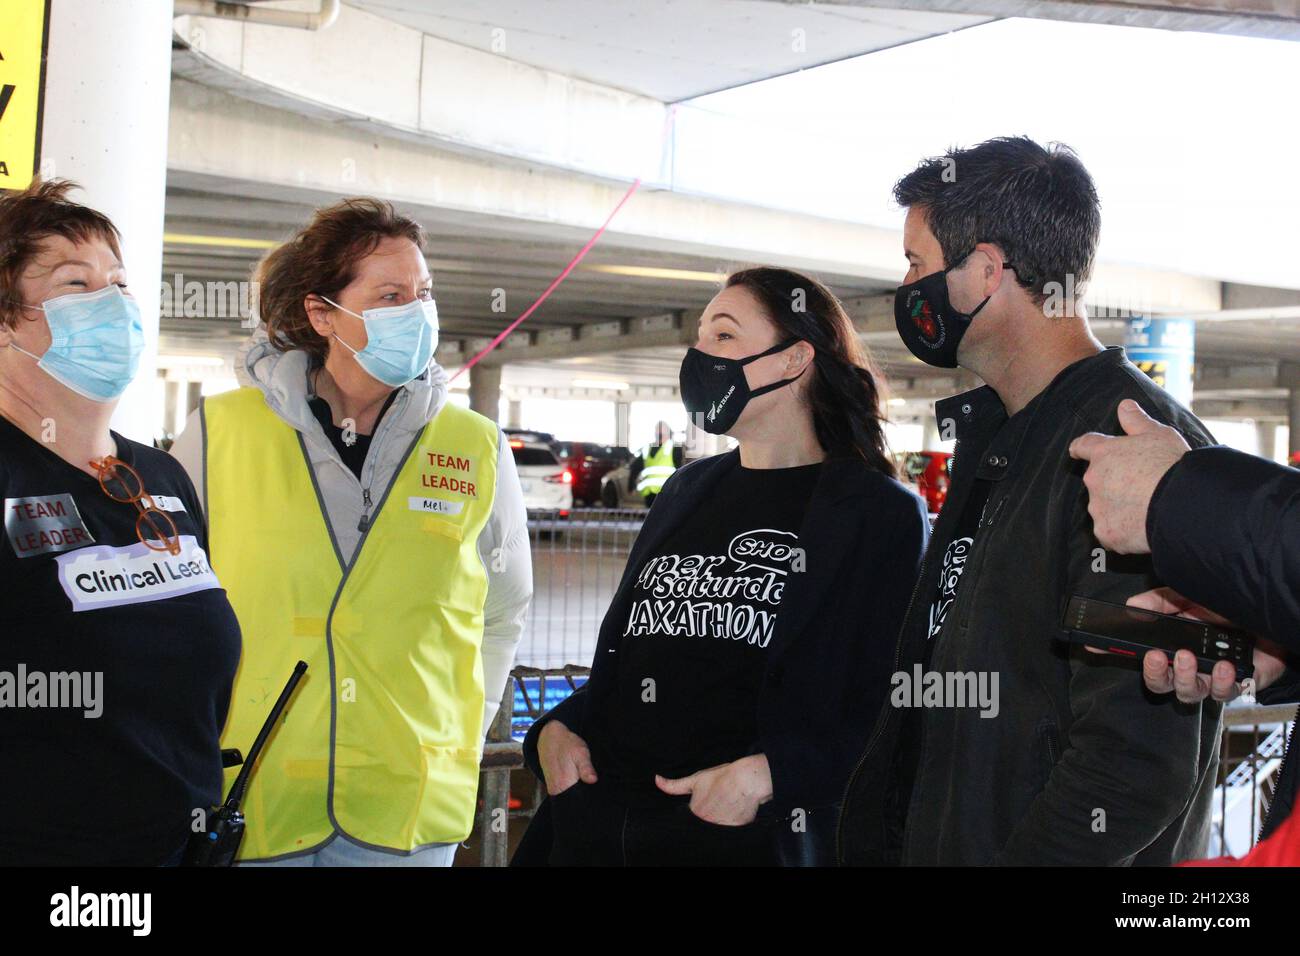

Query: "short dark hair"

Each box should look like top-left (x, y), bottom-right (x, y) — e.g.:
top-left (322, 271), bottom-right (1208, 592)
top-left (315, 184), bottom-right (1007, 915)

top-left (893, 136), bottom-right (1100, 305)
top-left (257, 197), bottom-right (426, 364)
top-left (0, 179), bottom-right (123, 329)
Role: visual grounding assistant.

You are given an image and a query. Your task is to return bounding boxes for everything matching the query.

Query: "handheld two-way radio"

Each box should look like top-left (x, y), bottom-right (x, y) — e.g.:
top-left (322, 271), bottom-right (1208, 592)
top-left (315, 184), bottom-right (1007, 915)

top-left (183, 660), bottom-right (308, 867)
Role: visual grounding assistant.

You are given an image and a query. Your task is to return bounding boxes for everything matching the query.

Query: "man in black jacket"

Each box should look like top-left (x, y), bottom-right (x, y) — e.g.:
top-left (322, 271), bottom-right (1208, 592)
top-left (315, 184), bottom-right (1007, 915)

top-left (1069, 401), bottom-right (1299, 842)
top-left (839, 136), bottom-right (1223, 866)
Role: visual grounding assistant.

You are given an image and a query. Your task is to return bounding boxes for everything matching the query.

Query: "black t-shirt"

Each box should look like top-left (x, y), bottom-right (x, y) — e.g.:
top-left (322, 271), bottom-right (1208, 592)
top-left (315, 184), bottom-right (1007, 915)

top-left (0, 415), bottom-right (241, 865)
top-left (308, 390), bottom-right (398, 482)
top-left (595, 461), bottom-right (822, 802)
top-left (926, 478), bottom-right (991, 647)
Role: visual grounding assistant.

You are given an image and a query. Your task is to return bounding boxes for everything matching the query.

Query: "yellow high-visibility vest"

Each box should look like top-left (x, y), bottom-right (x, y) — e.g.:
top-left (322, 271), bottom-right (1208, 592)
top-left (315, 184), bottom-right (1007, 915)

top-left (636, 440), bottom-right (676, 496)
top-left (201, 386), bottom-right (499, 860)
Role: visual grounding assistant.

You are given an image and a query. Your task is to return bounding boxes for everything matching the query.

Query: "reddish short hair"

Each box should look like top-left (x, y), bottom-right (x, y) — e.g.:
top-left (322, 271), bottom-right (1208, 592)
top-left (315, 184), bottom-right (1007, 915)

top-left (0, 179), bottom-right (123, 328)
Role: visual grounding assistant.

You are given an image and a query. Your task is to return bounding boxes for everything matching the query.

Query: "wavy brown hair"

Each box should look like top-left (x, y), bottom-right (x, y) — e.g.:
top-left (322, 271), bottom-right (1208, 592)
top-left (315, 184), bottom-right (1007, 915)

top-left (256, 197), bottom-right (426, 364)
top-left (725, 267), bottom-right (896, 479)
top-left (0, 179), bottom-right (123, 329)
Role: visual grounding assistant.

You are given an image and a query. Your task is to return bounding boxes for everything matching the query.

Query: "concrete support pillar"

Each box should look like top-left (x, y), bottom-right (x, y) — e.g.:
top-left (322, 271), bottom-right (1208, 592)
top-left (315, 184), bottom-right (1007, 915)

top-left (163, 379), bottom-right (179, 440)
top-left (615, 401), bottom-right (631, 447)
top-left (1289, 386), bottom-right (1300, 459)
top-left (921, 413), bottom-right (942, 450)
top-left (39, 0), bottom-right (174, 443)
top-left (469, 363), bottom-right (502, 422)
top-left (506, 399), bottom-right (523, 429)
top-left (1255, 420), bottom-right (1278, 462)
top-left (185, 381), bottom-right (202, 422)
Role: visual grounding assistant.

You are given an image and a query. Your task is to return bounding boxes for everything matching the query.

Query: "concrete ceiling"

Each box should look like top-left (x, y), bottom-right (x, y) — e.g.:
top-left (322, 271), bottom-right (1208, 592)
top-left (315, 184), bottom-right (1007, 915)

top-left (160, 180), bottom-right (1300, 418)
top-left (347, 0), bottom-right (992, 101)
top-left (164, 2), bottom-right (1300, 415)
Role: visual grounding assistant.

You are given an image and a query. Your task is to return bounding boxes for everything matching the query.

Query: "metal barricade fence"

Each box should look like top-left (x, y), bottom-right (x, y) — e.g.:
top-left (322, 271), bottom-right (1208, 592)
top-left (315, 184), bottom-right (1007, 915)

top-left (475, 507), bottom-right (643, 866)
top-left (1211, 701), bottom-right (1298, 857)
top-left (477, 665), bottom-right (591, 867)
top-left (517, 507), bottom-right (648, 669)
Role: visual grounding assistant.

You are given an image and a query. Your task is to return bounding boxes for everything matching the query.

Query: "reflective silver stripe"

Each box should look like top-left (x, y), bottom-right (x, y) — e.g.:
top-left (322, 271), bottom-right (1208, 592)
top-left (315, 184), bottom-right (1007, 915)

top-left (636, 466), bottom-right (675, 492)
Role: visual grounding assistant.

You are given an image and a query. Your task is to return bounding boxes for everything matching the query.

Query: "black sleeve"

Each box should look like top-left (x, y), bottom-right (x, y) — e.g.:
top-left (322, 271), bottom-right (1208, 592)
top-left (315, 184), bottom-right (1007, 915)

top-left (760, 489), bottom-right (929, 810)
top-left (1148, 446), bottom-right (1300, 654)
top-left (995, 472), bottom-right (1217, 865)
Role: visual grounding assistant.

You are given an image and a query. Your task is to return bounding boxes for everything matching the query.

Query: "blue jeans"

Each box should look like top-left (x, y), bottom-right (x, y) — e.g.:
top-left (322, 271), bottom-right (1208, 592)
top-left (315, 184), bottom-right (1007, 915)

top-left (238, 834), bottom-right (457, 867)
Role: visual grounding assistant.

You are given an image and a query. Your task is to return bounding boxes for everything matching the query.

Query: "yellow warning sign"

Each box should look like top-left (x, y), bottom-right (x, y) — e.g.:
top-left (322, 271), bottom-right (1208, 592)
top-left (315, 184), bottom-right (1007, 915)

top-left (1135, 359), bottom-right (1168, 390)
top-left (0, 0), bottom-right (50, 191)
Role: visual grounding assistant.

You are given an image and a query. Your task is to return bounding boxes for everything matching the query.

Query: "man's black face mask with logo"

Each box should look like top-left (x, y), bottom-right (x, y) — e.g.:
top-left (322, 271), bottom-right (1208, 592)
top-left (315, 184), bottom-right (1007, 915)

top-left (894, 248), bottom-right (1018, 368)
top-left (679, 337), bottom-right (807, 435)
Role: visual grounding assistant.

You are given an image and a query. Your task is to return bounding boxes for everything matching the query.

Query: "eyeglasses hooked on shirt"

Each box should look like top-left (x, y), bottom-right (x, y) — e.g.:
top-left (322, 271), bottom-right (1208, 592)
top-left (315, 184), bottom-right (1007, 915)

top-left (87, 455), bottom-right (182, 556)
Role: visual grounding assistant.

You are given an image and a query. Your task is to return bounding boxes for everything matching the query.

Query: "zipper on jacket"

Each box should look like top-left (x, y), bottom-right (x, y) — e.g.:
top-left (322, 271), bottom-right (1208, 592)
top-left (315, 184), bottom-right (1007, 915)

top-left (358, 488), bottom-right (373, 532)
top-left (355, 391), bottom-right (402, 533)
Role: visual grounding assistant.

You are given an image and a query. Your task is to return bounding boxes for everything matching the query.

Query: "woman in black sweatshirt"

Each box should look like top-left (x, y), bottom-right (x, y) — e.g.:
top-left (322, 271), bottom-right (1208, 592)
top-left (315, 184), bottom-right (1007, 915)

top-left (515, 267), bottom-right (929, 866)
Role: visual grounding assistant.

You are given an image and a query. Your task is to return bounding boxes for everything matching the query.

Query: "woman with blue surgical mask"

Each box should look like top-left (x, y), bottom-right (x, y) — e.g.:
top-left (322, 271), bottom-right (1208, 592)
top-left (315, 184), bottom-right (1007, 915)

top-left (0, 180), bottom-right (241, 866)
top-left (170, 197), bottom-right (531, 867)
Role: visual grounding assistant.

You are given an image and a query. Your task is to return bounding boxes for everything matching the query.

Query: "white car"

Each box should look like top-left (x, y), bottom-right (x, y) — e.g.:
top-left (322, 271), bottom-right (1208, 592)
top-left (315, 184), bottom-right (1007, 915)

top-left (510, 438), bottom-right (573, 513)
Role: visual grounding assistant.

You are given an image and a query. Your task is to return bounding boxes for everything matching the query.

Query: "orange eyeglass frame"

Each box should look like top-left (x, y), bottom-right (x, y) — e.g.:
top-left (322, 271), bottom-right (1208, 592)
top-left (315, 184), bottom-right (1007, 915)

top-left (88, 455), bottom-right (182, 557)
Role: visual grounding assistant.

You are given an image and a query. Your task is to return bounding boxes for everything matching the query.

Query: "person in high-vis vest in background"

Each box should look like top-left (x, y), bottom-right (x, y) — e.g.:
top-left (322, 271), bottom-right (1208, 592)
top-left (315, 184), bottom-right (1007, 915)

top-left (630, 421), bottom-right (682, 506)
top-left (171, 198), bottom-right (532, 867)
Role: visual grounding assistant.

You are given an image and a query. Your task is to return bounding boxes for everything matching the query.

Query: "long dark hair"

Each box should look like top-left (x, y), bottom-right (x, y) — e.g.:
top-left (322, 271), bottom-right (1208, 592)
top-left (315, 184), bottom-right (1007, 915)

top-left (725, 267), bottom-right (896, 479)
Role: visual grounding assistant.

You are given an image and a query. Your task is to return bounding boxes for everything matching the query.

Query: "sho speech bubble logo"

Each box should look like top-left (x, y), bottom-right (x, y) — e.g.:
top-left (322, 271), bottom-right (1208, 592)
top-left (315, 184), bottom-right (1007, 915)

top-left (727, 528), bottom-right (799, 575)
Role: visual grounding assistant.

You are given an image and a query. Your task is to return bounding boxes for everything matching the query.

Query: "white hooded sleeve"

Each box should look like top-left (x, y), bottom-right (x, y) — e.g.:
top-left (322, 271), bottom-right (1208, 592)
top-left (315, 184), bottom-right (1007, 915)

top-left (475, 428), bottom-right (533, 738)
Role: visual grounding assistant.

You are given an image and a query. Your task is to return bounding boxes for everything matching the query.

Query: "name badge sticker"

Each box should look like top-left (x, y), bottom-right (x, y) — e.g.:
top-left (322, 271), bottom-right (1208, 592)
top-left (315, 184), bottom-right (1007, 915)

top-left (150, 495), bottom-right (188, 513)
top-left (54, 534), bottom-right (221, 612)
top-left (4, 494), bottom-right (96, 558)
top-left (409, 496), bottom-right (464, 516)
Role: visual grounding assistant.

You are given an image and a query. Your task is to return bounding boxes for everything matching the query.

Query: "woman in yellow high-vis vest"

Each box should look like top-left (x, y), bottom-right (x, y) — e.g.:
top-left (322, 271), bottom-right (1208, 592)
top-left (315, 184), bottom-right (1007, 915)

top-left (171, 198), bottom-right (532, 866)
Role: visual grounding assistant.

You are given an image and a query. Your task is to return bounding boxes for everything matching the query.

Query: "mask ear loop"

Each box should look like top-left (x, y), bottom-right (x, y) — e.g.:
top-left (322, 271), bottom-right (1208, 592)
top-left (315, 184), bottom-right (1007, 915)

top-left (4, 301), bottom-right (49, 363)
top-left (746, 339), bottom-right (811, 399)
top-left (738, 335), bottom-right (803, 367)
top-left (315, 294), bottom-right (366, 356)
top-left (944, 248), bottom-right (1020, 320)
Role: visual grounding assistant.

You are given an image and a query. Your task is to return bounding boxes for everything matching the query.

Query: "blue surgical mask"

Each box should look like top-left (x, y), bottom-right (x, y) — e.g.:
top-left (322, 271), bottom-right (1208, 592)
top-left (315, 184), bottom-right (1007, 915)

top-left (10, 284), bottom-right (145, 402)
top-left (321, 294), bottom-right (439, 387)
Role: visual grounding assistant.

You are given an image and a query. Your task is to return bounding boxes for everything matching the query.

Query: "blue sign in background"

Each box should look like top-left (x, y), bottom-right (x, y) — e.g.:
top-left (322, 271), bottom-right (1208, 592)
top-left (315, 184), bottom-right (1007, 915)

top-left (511, 676), bottom-right (588, 741)
top-left (1125, 317), bottom-right (1195, 407)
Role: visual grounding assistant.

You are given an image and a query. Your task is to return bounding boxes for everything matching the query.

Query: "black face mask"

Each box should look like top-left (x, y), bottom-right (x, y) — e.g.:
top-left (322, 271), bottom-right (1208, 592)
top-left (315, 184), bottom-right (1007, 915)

top-left (894, 249), bottom-right (1013, 368)
top-left (679, 337), bottom-right (806, 435)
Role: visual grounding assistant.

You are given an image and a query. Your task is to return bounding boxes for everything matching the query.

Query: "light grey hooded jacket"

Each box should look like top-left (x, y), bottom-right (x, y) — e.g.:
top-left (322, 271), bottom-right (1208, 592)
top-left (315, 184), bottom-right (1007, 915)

top-left (171, 328), bottom-right (532, 734)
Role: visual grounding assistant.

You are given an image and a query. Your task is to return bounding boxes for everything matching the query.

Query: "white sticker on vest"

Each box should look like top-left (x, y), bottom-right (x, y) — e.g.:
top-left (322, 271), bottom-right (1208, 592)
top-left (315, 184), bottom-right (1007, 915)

top-left (54, 535), bottom-right (221, 612)
top-left (150, 495), bottom-right (188, 513)
top-left (408, 496), bottom-right (464, 516)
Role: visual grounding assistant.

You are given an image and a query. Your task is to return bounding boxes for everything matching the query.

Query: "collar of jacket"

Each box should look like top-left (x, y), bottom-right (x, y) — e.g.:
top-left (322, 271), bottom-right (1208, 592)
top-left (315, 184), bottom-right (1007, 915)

top-left (239, 325), bottom-right (450, 441)
top-left (625, 446), bottom-right (887, 663)
top-left (935, 346), bottom-right (1127, 483)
